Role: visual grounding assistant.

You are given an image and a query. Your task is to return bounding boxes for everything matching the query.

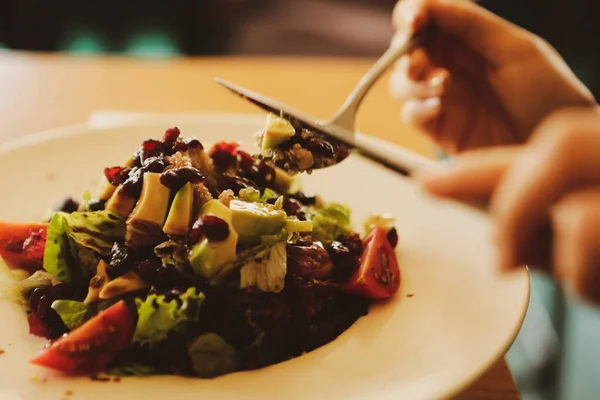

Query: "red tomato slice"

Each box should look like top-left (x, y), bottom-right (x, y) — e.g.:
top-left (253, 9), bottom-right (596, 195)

top-left (342, 227), bottom-right (401, 300)
top-left (31, 300), bottom-right (134, 374)
top-left (0, 222), bottom-right (47, 273)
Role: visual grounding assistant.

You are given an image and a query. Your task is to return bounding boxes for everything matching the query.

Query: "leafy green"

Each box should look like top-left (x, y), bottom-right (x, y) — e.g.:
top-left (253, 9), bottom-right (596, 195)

top-left (51, 300), bottom-right (88, 330)
top-left (43, 213), bottom-right (74, 282)
top-left (260, 188), bottom-right (278, 202)
top-left (188, 333), bottom-right (237, 378)
top-left (107, 362), bottom-right (157, 377)
top-left (81, 190), bottom-right (93, 212)
top-left (306, 203), bottom-right (353, 242)
top-left (133, 287), bottom-right (206, 346)
top-left (66, 210), bottom-right (126, 254)
top-left (240, 242), bottom-right (287, 293)
top-left (42, 210), bottom-right (126, 282)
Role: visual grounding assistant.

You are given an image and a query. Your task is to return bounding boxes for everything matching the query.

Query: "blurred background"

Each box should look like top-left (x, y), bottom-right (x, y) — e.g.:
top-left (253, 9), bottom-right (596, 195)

top-left (1, 0), bottom-right (599, 99)
top-left (2, 1), bottom-right (600, 399)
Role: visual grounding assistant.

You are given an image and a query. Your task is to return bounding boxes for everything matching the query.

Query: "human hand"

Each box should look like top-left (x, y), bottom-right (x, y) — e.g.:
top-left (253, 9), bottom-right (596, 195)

top-left (389, 0), bottom-right (596, 153)
top-left (418, 107), bottom-right (600, 305)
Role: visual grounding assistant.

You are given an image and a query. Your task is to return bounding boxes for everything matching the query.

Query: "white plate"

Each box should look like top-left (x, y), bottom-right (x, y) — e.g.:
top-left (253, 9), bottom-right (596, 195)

top-left (0, 114), bottom-right (529, 400)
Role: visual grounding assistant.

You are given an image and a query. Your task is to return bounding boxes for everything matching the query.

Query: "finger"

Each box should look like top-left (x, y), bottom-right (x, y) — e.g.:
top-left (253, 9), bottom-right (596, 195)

top-left (417, 146), bottom-right (518, 200)
top-left (390, 65), bottom-right (447, 101)
top-left (552, 187), bottom-right (600, 306)
top-left (393, 0), bottom-right (428, 33)
top-left (400, 97), bottom-right (441, 131)
top-left (491, 109), bottom-right (600, 271)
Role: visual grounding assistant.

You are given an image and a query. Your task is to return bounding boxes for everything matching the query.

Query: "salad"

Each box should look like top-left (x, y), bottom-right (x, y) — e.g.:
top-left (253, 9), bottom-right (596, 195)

top-left (0, 114), bottom-right (400, 379)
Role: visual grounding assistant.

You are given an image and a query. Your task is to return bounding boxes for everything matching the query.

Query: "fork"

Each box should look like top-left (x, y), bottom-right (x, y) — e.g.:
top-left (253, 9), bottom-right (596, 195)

top-left (215, 27), bottom-right (443, 176)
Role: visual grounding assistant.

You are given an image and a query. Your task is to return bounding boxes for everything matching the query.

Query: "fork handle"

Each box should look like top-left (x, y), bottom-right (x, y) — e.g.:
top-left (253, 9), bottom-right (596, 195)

top-left (328, 30), bottom-right (427, 131)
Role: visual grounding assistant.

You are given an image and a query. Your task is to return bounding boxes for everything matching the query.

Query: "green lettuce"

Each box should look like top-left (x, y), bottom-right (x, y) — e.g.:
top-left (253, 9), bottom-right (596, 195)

top-left (239, 242), bottom-right (287, 293)
top-left (43, 213), bottom-right (74, 282)
top-left (306, 203), bottom-right (353, 242)
top-left (51, 299), bottom-right (88, 330)
top-left (188, 332), bottom-right (238, 378)
top-left (66, 210), bottom-right (126, 254)
top-left (42, 211), bottom-right (126, 282)
top-left (260, 188), bottom-right (278, 202)
top-left (133, 287), bottom-right (206, 346)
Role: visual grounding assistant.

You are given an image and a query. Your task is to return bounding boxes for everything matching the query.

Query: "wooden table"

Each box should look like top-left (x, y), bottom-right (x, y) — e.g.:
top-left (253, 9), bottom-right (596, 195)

top-left (0, 51), bottom-right (520, 400)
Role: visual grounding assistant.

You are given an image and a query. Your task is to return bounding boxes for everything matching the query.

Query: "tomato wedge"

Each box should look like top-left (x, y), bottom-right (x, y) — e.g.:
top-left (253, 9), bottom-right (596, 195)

top-left (342, 227), bottom-right (400, 300)
top-left (0, 222), bottom-right (47, 273)
top-left (31, 300), bottom-right (134, 374)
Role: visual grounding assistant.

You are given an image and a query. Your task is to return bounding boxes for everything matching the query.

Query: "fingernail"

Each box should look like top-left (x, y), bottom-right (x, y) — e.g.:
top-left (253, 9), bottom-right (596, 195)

top-left (430, 74), bottom-right (446, 89)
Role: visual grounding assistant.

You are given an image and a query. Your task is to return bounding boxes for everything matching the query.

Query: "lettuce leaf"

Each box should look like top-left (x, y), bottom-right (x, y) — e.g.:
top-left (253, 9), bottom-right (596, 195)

top-left (188, 332), bottom-right (237, 378)
top-left (66, 210), bottom-right (126, 255)
top-left (51, 299), bottom-right (88, 330)
top-left (305, 203), bottom-right (353, 242)
top-left (43, 213), bottom-right (74, 282)
top-left (132, 287), bottom-right (205, 346)
top-left (240, 241), bottom-right (287, 293)
top-left (42, 211), bottom-right (126, 282)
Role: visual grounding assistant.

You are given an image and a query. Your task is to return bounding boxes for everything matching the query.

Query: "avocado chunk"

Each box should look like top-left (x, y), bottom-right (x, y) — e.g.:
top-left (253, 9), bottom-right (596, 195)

top-left (260, 113), bottom-right (296, 152)
top-left (126, 172), bottom-right (171, 247)
top-left (188, 200), bottom-right (239, 279)
top-left (105, 185), bottom-right (136, 217)
top-left (163, 182), bottom-right (193, 237)
top-left (229, 199), bottom-right (287, 244)
top-left (286, 218), bottom-right (313, 233)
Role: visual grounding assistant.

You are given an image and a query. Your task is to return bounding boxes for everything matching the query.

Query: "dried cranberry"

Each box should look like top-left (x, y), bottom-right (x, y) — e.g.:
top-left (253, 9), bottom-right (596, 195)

top-left (36, 295), bottom-right (52, 318)
top-left (190, 216), bottom-right (230, 243)
top-left (27, 313), bottom-right (50, 338)
top-left (160, 167), bottom-right (205, 190)
top-left (29, 287), bottom-right (48, 311)
top-left (22, 228), bottom-right (46, 265)
top-left (332, 142), bottom-right (350, 162)
top-left (173, 140), bottom-right (188, 153)
top-left (304, 139), bottom-right (335, 158)
top-left (162, 127), bottom-right (181, 146)
top-left (122, 167), bottom-right (145, 198)
top-left (136, 260), bottom-right (185, 289)
top-left (326, 234), bottom-right (363, 282)
top-left (236, 151), bottom-right (255, 173)
top-left (186, 139), bottom-right (203, 151)
top-left (282, 197), bottom-right (304, 218)
top-left (177, 166), bottom-right (205, 183)
top-left (287, 243), bottom-right (333, 279)
top-left (107, 242), bottom-right (136, 280)
top-left (160, 169), bottom-right (178, 188)
top-left (142, 139), bottom-right (164, 160)
top-left (209, 142), bottom-right (239, 170)
top-left (219, 174), bottom-right (258, 193)
top-left (104, 166), bottom-right (126, 186)
top-left (248, 160), bottom-right (275, 188)
top-left (49, 283), bottom-right (73, 300)
top-left (143, 156), bottom-right (167, 173)
top-left (54, 197), bottom-right (80, 213)
top-left (387, 227), bottom-right (399, 249)
top-left (287, 192), bottom-right (317, 206)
